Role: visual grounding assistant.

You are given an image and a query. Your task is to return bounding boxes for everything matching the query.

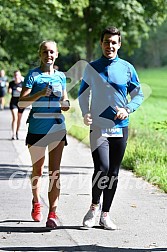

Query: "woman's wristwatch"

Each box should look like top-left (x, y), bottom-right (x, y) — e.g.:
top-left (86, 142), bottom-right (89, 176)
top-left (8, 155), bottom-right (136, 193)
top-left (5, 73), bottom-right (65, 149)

top-left (124, 107), bottom-right (131, 114)
top-left (65, 100), bottom-right (70, 107)
top-left (62, 100), bottom-right (70, 107)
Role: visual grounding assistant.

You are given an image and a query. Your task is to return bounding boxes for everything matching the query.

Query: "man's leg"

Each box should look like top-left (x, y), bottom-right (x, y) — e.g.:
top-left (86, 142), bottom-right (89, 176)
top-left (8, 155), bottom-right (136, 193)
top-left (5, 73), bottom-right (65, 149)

top-left (102, 127), bottom-right (128, 212)
top-left (82, 131), bottom-right (110, 228)
top-left (91, 138), bottom-right (110, 204)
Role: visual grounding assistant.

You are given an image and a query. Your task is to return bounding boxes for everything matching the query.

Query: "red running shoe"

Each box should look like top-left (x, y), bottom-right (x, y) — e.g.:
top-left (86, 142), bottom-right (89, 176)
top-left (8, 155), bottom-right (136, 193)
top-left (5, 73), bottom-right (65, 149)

top-left (46, 212), bottom-right (58, 229)
top-left (31, 201), bottom-right (42, 222)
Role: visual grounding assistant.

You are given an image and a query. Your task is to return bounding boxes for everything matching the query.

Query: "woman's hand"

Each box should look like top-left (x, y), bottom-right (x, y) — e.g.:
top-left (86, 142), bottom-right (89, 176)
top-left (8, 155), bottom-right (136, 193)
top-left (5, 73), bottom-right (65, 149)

top-left (16, 87), bottom-right (22, 92)
top-left (41, 84), bottom-right (52, 97)
top-left (60, 100), bottom-right (70, 111)
top-left (19, 85), bottom-right (52, 108)
top-left (60, 90), bottom-right (70, 111)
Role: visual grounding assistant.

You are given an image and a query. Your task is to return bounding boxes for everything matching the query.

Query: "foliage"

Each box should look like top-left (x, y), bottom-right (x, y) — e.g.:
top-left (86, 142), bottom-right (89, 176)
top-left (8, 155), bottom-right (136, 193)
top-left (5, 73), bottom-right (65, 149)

top-left (0, 0), bottom-right (167, 78)
top-left (124, 19), bottom-right (167, 67)
top-left (60, 0), bottom-right (167, 61)
top-left (0, 0), bottom-right (65, 76)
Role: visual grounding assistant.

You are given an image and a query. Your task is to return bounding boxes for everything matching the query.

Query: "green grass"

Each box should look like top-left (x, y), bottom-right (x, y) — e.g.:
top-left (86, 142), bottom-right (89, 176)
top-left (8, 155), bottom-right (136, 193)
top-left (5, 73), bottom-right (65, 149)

top-left (65, 66), bottom-right (167, 193)
top-left (131, 67), bottom-right (167, 129)
top-left (123, 67), bottom-right (167, 192)
top-left (4, 93), bottom-right (11, 107)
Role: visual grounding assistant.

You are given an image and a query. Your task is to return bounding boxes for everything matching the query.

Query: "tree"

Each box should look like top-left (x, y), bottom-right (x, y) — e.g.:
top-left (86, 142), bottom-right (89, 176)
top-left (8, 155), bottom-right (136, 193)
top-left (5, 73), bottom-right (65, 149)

top-left (124, 19), bottom-right (167, 68)
top-left (0, 0), bottom-right (90, 74)
top-left (58, 0), bottom-right (167, 61)
top-left (0, 0), bottom-right (167, 75)
top-left (0, 0), bottom-right (65, 74)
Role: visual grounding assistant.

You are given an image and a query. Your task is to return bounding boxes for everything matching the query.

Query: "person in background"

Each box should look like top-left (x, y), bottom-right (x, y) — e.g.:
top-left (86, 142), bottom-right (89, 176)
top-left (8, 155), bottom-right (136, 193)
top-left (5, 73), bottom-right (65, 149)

top-left (79, 26), bottom-right (144, 230)
top-left (19, 40), bottom-right (70, 229)
top-left (0, 69), bottom-right (8, 110)
top-left (8, 70), bottom-right (24, 140)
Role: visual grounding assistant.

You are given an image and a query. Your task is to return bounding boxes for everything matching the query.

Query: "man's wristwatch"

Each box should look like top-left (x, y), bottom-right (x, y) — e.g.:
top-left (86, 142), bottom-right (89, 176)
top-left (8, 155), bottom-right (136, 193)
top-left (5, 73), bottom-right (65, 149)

top-left (124, 107), bottom-right (131, 114)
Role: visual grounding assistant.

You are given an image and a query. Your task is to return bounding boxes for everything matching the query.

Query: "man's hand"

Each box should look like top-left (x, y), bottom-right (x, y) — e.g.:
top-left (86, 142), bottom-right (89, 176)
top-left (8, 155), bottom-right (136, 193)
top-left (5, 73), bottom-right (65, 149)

top-left (114, 106), bottom-right (129, 120)
top-left (84, 113), bottom-right (92, 126)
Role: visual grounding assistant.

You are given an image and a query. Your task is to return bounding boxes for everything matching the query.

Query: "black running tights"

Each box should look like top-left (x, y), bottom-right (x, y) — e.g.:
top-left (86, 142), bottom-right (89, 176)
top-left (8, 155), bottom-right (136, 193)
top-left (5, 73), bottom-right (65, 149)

top-left (90, 127), bottom-right (128, 212)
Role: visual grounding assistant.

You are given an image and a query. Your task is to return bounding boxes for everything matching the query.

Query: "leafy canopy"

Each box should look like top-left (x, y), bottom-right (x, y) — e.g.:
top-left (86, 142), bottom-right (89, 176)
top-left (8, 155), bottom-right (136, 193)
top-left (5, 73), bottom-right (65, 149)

top-left (0, 0), bottom-right (166, 75)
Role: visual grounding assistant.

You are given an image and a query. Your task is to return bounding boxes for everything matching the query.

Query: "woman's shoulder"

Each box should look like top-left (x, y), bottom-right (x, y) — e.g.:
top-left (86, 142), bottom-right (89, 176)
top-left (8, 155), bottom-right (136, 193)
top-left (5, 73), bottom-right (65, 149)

top-left (54, 70), bottom-right (66, 81)
top-left (25, 67), bottom-right (42, 83)
top-left (27, 67), bottom-right (41, 76)
top-left (9, 80), bottom-right (15, 86)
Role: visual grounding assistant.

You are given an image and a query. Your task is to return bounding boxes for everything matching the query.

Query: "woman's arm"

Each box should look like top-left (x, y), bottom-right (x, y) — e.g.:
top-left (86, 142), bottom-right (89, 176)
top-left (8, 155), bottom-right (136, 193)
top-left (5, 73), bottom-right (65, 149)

top-left (8, 87), bottom-right (12, 95)
top-left (16, 87), bottom-right (22, 92)
top-left (18, 85), bottom-right (52, 108)
top-left (60, 89), bottom-right (70, 111)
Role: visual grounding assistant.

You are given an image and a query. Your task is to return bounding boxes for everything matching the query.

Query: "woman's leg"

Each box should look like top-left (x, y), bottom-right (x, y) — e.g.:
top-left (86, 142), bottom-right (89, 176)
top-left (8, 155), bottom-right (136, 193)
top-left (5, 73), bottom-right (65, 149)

top-left (48, 141), bottom-right (65, 213)
top-left (16, 112), bottom-right (23, 137)
top-left (11, 108), bottom-right (18, 138)
top-left (28, 144), bottom-right (46, 203)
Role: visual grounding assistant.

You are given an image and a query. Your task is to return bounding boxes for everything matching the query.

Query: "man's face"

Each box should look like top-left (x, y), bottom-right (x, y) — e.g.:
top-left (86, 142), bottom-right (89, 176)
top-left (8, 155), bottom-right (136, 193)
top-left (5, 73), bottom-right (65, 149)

top-left (101, 34), bottom-right (121, 59)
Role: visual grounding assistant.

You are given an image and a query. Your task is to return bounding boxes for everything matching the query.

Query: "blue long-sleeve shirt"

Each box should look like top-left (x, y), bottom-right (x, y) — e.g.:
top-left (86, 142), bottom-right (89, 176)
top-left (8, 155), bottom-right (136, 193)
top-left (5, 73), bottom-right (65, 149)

top-left (79, 55), bottom-right (144, 129)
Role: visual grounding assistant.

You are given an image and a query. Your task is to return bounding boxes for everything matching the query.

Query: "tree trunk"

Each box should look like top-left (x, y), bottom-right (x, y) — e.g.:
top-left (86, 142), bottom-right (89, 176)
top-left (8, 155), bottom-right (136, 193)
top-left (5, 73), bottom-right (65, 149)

top-left (83, 6), bottom-right (94, 62)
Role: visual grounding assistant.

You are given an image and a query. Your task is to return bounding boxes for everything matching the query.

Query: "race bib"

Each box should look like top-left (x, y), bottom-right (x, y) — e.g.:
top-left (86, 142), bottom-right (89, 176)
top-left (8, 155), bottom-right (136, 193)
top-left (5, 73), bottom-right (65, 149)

top-left (13, 90), bottom-right (20, 97)
top-left (101, 128), bottom-right (123, 137)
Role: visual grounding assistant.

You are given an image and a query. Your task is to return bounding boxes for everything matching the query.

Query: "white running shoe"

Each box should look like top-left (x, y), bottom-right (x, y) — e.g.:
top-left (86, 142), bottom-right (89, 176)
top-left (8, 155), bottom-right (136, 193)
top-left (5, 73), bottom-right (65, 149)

top-left (83, 203), bottom-right (101, 228)
top-left (99, 212), bottom-right (117, 230)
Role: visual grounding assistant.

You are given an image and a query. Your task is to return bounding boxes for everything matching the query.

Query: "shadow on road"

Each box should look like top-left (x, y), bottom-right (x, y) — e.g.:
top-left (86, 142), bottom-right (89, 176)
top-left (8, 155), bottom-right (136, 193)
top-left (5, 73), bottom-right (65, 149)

top-left (0, 221), bottom-right (83, 233)
top-left (0, 164), bottom-right (31, 180)
top-left (0, 221), bottom-right (167, 251)
top-left (0, 164), bottom-right (92, 180)
top-left (0, 245), bottom-right (166, 251)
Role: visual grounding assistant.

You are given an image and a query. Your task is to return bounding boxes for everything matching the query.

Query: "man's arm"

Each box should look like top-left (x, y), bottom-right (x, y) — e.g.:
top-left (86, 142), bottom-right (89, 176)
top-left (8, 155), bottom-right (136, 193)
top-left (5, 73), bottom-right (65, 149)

top-left (126, 65), bottom-right (144, 113)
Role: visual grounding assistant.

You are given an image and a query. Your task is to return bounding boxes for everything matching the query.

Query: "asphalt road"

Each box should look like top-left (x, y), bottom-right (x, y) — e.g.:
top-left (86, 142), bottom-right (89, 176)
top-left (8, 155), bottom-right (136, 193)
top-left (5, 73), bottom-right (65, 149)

top-left (0, 108), bottom-right (167, 252)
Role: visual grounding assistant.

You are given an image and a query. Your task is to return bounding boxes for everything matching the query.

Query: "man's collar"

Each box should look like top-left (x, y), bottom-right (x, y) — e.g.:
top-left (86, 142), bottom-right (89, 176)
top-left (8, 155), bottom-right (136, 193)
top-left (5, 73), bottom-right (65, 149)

top-left (101, 55), bottom-right (119, 63)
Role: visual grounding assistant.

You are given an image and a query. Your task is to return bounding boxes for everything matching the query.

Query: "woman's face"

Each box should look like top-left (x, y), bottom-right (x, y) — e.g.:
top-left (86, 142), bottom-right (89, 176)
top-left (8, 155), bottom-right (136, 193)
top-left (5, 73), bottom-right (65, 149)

top-left (14, 71), bottom-right (22, 82)
top-left (39, 42), bottom-right (58, 66)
